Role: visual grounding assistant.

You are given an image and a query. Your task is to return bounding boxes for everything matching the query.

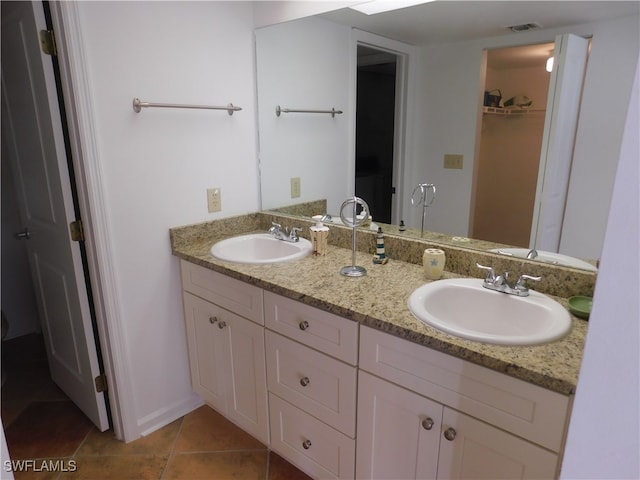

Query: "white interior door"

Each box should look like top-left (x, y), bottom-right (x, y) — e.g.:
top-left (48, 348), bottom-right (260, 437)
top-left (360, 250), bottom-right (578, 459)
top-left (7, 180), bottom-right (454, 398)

top-left (1, 1), bottom-right (109, 431)
top-left (530, 34), bottom-right (590, 251)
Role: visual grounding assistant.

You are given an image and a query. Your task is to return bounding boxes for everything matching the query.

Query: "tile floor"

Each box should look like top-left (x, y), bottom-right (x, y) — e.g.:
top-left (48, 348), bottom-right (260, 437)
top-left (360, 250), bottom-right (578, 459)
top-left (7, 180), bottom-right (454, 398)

top-left (1, 334), bottom-right (312, 480)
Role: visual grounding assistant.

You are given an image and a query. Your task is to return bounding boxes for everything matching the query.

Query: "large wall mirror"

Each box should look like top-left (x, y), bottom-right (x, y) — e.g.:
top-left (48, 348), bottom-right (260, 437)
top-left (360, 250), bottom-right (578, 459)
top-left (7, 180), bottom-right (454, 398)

top-left (255, 1), bottom-right (639, 270)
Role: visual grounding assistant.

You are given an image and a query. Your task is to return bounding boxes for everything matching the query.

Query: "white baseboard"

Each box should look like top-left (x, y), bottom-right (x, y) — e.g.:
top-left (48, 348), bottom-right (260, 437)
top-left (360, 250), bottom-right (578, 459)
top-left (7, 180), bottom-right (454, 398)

top-left (135, 393), bottom-right (204, 440)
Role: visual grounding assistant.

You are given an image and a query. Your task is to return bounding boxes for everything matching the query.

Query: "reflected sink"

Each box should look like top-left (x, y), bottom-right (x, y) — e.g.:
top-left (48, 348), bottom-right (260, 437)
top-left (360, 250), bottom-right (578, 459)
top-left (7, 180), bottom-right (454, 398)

top-left (210, 233), bottom-right (312, 264)
top-left (408, 278), bottom-right (571, 345)
top-left (491, 248), bottom-right (597, 272)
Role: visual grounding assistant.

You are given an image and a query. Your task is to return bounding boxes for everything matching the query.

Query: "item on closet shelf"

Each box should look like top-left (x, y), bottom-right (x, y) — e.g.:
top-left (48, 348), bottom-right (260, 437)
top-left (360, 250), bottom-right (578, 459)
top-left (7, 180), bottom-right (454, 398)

top-left (423, 248), bottom-right (446, 280)
top-left (373, 227), bottom-right (388, 265)
top-left (504, 95), bottom-right (532, 108)
top-left (484, 89), bottom-right (502, 107)
top-left (309, 221), bottom-right (330, 256)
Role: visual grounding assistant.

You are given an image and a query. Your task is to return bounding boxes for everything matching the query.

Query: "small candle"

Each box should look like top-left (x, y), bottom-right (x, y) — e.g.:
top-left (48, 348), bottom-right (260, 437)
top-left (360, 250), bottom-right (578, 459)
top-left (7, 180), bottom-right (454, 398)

top-left (423, 248), bottom-right (445, 280)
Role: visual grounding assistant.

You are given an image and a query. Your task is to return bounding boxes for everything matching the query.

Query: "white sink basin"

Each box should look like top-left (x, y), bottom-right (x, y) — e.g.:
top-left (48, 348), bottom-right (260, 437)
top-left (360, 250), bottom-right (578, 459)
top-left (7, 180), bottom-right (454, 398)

top-left (491, 248), bottom-right (597, 272)
top-left (210, 233), bottom-right (312, 264)
top-left (408, 278), bottom-right (571, 345)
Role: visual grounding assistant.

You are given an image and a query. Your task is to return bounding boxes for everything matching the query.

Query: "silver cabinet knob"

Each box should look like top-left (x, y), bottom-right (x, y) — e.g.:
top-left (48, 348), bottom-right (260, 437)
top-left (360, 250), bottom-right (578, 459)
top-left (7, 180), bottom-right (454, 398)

top-left (299, 320), bottom-right (309, 331)
top-left (209, 316), bottom-right (218, 324)
top-left (302, 439), bottom-right (312, 450)
top-left (444, 427), bottom-right (456, 441)
top-left (14, 228), bottom-right (31, 240)
top-left (421, 417), bottom-right (434, 430)
top-left (217, 320), bottom-right (227, 329)
top-left (300, 376), bottom-right (310, 387)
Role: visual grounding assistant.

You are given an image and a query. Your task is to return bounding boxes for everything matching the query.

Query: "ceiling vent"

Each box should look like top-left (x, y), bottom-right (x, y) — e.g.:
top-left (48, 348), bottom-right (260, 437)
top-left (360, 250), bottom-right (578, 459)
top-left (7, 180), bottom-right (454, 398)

top-left (508, 22), bottom-right (543, 33)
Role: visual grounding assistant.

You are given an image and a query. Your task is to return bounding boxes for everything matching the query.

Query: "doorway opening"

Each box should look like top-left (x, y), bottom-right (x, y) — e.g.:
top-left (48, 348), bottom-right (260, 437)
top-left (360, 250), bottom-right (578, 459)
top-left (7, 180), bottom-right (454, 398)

top-left (1, 0), bottom-right (110, 433)
top-left (471, 43), bottom-right (553, 247)
top-left (355, 45), bottom-right (398, 224)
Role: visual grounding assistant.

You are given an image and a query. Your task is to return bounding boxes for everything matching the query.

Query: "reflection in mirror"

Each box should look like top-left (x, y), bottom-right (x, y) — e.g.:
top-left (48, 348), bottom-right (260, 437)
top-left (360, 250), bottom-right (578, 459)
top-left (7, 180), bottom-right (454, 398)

top-left (256, 2), bottom-right (640, 270)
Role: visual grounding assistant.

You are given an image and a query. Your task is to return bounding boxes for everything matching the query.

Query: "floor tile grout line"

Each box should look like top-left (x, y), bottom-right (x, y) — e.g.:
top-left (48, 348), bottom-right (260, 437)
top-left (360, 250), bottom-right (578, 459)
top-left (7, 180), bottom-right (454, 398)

top-left (159, 413), bottom-right (186, 480)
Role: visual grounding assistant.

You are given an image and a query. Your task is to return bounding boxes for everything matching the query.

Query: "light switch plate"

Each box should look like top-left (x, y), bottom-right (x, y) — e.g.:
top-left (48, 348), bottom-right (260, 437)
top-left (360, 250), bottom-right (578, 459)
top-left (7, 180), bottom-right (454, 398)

top-left (207, 188), bottom-right (222, 212)
top-left (444, 154), bottom-right (464, 169)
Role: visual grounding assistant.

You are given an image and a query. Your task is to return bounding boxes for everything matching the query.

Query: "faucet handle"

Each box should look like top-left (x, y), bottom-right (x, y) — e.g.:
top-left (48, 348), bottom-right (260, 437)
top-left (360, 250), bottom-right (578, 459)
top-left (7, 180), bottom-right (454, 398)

top-left (515, 274), bottom-right (542, 291)
top-left (290, 227), bottom-right (302, 241)
top-left (476, 263), bottom-right (496, 281)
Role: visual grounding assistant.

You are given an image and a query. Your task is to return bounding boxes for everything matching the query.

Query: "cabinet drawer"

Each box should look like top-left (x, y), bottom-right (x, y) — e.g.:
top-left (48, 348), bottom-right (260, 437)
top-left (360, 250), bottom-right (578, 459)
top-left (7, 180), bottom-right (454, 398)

top-left (180, 260), bottom-right (263, 324)
top-left (264, 291), bottom-right (358, 365)
top-left (266, 330), bottom-right (357, 437)
top-left (269, 393), bottom-right (356, 480)
top-left (359, 326), bottom-right (570, 452)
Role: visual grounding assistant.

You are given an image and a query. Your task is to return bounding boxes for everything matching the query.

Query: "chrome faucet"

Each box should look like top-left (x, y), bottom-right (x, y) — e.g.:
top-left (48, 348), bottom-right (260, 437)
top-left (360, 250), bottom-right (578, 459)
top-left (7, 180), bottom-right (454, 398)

top-left (476, 263), bottom-right (541, 297)
top-left (268, 222), bottom-right (301, 243)
top-left (526, 248), bottom-right (538, 259)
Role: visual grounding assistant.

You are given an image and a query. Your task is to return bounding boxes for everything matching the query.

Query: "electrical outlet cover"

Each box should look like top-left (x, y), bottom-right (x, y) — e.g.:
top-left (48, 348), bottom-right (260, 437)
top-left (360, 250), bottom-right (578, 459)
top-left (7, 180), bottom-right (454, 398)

top-left (207, 188), bottom-right (222, 212)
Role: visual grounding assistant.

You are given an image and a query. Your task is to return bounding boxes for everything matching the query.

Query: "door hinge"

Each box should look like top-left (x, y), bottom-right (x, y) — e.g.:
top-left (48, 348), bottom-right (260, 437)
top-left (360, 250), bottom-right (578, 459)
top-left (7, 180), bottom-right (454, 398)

top-left (39, 29), bottom-right (57, 56)
top-left (95, 374), bottom-right (108, 393)
top-left (69, 220), bottom-right (84, 242)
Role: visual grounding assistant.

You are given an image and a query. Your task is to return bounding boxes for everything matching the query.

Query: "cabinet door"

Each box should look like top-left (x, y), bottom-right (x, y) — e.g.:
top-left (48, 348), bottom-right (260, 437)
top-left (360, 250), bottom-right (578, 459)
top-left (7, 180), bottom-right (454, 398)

top-left (223, 305), bottom-right (269, 445)
top-left (183, 292), bottom-right (229, 413)
top-left (183, 292), bottom-right (269, 445)
top-left (437, 408), bottom-right (558, 480)
top-left (356, 371), bottom-right (442, 480)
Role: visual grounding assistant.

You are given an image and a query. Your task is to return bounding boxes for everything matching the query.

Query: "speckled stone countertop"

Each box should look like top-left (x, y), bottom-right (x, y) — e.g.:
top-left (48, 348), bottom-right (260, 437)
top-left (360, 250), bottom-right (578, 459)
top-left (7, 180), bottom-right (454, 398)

top-left (170, 214), bottom-right (589, 396)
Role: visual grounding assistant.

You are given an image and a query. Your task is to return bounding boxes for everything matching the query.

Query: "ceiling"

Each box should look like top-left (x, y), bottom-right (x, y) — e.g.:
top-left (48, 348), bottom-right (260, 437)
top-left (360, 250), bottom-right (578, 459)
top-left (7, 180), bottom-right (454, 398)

top-left (320, 1), bottom-right (639, 46)
top-left (320, 1), bottom-right (638, 68)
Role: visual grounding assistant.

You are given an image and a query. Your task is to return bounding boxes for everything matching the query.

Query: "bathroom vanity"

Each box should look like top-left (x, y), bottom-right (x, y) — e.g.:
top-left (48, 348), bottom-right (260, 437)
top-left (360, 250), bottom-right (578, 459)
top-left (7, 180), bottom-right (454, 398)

top-left (171, 213), bottom-right (589, 479)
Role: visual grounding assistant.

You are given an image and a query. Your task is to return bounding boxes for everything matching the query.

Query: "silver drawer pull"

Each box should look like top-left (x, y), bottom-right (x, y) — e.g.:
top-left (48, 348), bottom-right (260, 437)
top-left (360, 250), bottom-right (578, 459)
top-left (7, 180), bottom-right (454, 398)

top-left (421, 417), bottom-right (434, 430)
top-left (217, 320), bottom-right (227, 329)
top-left (209, 316), bottom-right (218, 324)
top-left (302, 439), bottom-right (312, 450)
top-left (299, 320), bottom-right (309, 331)
top-left (300, 376), bottom-right (310, 387)
top-left (444, 427), bottom-right (456, 441)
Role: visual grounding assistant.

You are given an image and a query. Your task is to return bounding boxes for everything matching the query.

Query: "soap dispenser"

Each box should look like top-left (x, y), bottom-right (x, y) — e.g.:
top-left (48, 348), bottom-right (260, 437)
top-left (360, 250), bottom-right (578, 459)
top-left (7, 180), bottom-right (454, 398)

top-left (310, 220), bottom-right (329, 256)
top-left (373, 227), bottom-right (388, 264)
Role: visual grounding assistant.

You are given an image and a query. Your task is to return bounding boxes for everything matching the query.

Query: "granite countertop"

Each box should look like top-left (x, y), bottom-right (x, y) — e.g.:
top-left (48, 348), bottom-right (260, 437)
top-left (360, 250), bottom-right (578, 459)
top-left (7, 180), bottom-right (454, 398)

top-left (171, 220), bottom-right (588, 396)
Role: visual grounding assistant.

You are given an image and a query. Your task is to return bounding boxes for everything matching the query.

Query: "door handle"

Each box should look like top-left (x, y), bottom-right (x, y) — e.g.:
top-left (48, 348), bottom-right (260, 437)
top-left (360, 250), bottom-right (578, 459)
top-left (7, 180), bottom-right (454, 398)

top-left (14, 228), bottom-right (31, 240)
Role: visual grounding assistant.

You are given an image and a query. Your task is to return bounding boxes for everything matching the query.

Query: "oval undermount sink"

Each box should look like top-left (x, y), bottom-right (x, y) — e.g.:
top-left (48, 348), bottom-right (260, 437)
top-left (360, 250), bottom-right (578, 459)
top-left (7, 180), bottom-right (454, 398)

top-left (408, 278), bottom-right (571, 346)
top-left (210, 233), bottom-right (312, 264)
top-left (491, 248), bottom-right (597, 272)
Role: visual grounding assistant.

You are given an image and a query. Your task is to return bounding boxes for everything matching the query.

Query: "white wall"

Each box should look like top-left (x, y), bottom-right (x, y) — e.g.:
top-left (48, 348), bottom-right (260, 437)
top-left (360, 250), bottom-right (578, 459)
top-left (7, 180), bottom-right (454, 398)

top-left (256, 16), bottom-right (353, 215)
top-left (561, 56), bottom-right (639, 480)
top-left (73, 1), bottom-right (259, 438)
top-left (415, 15), bottom-right (639, 258)
top-left (561, 15), bottom-right (640, 258)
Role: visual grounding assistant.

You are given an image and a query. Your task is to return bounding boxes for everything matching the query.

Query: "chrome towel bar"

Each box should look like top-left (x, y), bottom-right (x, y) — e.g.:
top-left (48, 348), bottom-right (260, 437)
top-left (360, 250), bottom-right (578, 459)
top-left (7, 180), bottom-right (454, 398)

top-left (275, 105), bottom-right (343, 118)
top-left (132, 97), bottom-right (242, 116)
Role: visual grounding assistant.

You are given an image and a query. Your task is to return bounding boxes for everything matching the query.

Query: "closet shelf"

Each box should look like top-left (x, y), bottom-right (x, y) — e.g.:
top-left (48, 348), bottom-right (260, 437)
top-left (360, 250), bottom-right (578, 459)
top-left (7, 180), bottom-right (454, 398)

top-left (483, 106), bottom-right (545, 116)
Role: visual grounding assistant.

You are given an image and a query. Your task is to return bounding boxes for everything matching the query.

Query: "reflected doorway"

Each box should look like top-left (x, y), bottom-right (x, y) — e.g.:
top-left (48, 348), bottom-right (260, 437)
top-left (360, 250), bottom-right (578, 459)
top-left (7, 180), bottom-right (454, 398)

top-left (355, 46), bottom-right (398, 223)
top-left (471, 43), bottom-right (553, 247)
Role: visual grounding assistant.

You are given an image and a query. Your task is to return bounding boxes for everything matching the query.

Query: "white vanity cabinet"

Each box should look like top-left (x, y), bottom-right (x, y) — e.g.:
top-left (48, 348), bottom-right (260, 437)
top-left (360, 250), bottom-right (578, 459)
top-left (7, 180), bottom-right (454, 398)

top-left (180, 261), bottom-right (269, 445)
top-left (264, 291), bottom-right (359, 479)
top-left (357, 326), bottom-right (570, 479)
top-left (178, 259), bottom-right (573, 480)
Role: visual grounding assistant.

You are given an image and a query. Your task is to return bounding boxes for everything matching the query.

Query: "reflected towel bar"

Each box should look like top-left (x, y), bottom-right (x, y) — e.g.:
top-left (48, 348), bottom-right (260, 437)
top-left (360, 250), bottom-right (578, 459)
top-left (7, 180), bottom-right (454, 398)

top-left (132, 97), bottom-right (242, 116)
top-left (276, 105), bottom-right (343, 118)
